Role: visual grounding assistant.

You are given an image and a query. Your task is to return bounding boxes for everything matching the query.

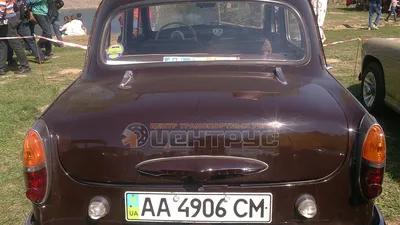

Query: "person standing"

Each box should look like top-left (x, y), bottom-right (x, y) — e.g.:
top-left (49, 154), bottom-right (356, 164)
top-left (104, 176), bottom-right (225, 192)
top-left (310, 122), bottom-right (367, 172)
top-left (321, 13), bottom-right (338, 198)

top-left (310, 0), bottom-right (328, 43)
top-left (0, 0), bottom-right (31, 75)
top-left (13, 0), bottom-right (49, 63)
top-left (29, 0), bottom-right (53, 57)
top-left (48, 0), bottom-right (64, 47)
top-left (385, 0), bottom-right (399, 22)
top-left (368, 0), bottom-right (382, 30)
top-left (28, 13), bottom-right (35, 35)
top-left (7, 41), bottom-right (18, 68)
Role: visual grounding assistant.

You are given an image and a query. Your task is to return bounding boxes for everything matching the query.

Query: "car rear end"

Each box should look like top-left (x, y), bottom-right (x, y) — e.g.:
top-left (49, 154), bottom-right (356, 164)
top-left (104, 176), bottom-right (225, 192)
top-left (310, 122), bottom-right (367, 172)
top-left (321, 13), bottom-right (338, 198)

top-left (23, 108), bottom-right (387, 225)
top-left (23, 0), bottom-right (387, 224)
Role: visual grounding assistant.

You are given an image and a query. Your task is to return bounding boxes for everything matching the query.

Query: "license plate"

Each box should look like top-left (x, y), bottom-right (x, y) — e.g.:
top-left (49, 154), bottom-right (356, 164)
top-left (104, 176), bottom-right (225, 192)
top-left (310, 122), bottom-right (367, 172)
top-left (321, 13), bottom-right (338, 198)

top-left (124, 192), bottom-right (272, 223)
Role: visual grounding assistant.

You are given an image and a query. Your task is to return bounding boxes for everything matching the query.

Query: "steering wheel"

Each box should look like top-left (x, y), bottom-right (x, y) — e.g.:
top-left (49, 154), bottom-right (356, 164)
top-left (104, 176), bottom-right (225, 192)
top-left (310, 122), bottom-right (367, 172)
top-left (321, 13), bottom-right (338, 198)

top-left (155, 22), bottom-right (199, 42)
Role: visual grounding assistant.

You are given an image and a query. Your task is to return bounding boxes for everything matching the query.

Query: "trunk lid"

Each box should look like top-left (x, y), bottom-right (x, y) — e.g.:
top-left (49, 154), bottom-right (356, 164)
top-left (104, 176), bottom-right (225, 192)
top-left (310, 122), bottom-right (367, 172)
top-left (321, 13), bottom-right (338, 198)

top-left (47, 70), bottom-right (348, 184)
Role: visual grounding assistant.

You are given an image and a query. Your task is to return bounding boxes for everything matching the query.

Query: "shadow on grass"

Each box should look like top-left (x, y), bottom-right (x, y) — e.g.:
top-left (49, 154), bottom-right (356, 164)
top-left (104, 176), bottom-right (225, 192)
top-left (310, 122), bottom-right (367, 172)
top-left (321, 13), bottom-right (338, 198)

top-left (347, 83), bottom-right (362, 101)
top-left (375, 107), bottom-right (400, 182)
top-left (335, 7), bottom-right (365, 12)
top-left (343, 24), bottom-right (354, 28)
top-left (348, 84), bottom-right (400, 182)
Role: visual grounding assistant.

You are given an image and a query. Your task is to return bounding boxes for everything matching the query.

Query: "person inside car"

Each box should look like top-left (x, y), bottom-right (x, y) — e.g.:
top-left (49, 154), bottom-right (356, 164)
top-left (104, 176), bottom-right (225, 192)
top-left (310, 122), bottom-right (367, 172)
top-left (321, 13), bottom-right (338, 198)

top-left (117, 8), bottom-right (152, 42)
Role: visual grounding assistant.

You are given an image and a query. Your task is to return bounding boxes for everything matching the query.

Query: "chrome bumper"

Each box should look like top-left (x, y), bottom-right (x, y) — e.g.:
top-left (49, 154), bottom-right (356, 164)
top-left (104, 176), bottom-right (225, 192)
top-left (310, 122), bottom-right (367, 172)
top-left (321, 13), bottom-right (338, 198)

top-left (25, 211), bottom-right (33, 225)
top-left (372, 205), bottom-right (386, 225)
top-left (23, 206), bottom-right (385, 225)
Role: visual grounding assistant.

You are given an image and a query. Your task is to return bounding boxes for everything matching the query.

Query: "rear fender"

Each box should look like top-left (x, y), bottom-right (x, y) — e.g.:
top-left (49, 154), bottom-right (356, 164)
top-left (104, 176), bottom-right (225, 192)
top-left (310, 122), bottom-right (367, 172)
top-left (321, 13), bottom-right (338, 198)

top-left (350, 113), bottom-right (381, 205)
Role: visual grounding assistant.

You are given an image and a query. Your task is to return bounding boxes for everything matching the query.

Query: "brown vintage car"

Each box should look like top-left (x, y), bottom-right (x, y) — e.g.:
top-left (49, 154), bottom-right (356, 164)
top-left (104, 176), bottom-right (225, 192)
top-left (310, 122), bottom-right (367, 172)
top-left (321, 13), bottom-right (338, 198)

top-left (23, 0), bottom-right (387, 224)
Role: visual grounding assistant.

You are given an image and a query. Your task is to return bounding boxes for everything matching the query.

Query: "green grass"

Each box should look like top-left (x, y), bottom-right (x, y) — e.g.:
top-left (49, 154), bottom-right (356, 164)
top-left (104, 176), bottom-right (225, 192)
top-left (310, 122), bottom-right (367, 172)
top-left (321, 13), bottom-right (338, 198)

top-left (324, 5), bottom-right (400, 31)
top-left (324, 7), bottom-right (400, 222)
top-left (1, 4), bottom-right (400, 224)
top-left (0, 46), bottom-right (85, 225)
top-left (332, 72), bottom-right (400, 222)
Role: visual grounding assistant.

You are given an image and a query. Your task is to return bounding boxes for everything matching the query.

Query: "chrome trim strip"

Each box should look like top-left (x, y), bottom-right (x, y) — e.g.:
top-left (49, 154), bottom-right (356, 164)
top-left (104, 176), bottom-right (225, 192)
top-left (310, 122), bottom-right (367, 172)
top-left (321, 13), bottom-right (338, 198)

top-left (356, 114), bottom-right (386, 201)
top-left (372, 205), bottom-right (386, 225)
top-left (24, 211), bottom-right (33, 225)
top-left (98, 0), bottom-right (312, 70)
top-left (24, 163), bottom-right (45, 172)
top-left (362, 159), bottom-right (386, 169)
top-left (28, 119), bottom-right (52, 206)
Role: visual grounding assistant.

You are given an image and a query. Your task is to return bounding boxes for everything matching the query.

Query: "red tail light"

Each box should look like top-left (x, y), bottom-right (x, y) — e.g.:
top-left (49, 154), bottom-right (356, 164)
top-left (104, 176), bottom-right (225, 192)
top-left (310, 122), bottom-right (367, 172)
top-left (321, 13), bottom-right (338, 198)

top-left (23, 130), bottom-right (48, 203)
top-left (360, 125), bottom-right (386, 200)
top-left (25, 168), bottom-right (47, 202)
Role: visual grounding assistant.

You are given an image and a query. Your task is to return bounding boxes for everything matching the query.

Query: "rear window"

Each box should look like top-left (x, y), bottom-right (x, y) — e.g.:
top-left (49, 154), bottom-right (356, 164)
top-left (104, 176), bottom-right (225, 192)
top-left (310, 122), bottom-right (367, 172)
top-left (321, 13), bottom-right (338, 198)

top-left (102, 1), bottom-right (306, 65)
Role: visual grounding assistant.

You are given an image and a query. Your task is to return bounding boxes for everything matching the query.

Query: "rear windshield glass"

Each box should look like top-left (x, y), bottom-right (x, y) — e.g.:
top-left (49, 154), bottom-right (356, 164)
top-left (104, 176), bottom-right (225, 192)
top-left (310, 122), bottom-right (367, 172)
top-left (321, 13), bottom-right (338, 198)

top-left (103, 1), bottom-right (306, 64)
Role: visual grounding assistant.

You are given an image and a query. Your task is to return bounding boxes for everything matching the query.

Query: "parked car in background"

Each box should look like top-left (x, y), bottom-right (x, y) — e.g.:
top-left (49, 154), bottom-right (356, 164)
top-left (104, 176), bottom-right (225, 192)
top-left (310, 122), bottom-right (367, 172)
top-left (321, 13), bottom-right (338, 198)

top-left (359, 38), bottom-right (400, 115)
top-left (23, 0), bottom-right (387, 224)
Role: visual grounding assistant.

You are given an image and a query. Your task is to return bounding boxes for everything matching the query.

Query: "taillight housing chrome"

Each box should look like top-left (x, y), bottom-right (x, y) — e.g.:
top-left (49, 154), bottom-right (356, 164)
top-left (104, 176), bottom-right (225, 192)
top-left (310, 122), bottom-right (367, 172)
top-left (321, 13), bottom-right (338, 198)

top-left (23, 119), bottom-right (52, 205)
top-left (356, 115), bottom-right (386, 201)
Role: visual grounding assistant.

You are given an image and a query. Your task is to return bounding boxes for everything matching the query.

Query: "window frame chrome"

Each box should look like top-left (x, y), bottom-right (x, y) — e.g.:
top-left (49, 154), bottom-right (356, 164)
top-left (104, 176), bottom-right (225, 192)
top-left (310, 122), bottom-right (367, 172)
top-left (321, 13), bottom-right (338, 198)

top-left (97, 0), bottom-right (312, 71)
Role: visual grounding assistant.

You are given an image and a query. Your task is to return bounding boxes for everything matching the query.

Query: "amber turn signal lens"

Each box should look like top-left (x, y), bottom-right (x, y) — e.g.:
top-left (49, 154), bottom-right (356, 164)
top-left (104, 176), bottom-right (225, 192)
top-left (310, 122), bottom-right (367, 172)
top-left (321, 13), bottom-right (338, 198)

top-left (23, 130), bottom-right (45, 168)
top-left (362, 125), bottom-right (386, 164)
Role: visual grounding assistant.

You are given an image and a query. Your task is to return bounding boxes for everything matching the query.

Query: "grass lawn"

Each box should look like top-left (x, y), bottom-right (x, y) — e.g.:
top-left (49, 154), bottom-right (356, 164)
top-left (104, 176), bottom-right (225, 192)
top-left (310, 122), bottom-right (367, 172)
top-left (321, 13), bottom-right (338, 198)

top-left (1, 4), bottom-right (400, 225)
top-left (0, 43), bottom-right (86, 224)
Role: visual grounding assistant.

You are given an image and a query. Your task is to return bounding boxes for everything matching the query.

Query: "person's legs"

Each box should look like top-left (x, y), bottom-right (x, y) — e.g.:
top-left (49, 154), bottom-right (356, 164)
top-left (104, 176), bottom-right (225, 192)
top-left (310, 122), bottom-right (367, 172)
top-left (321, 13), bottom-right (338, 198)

top-left (43, 16), bottom-right (54, 55)
top-left (6, 17), bottom-right (31, 73)
top-left (52, 15), bottom-right (63, 41)
top-left (394, 7), bottom-right (397, 21)
top-left (29, 21), bottom-right (35, 35)
top-left (320, 27), bottom-right (326, 43)
top-left (18, 21), bottom-right (45, 61)
top-left (0, 25), bottom-right (8, 74)
top-left (317, 0), bottom-right (328, 27)
top-left (7, 42), bottom-right (13, 62)
top-left (7, 42), bottom-right (17, 67)
top-left (369, 3), bottom-right (375, 28)
top-left (317, 0), bottom-right (328, 42)
top-left (34, 14), bottom-right (53, 56)
top-left (386, 9), bottom-right (392, 20)
top-left (374, 3), bottom-right (382, 25)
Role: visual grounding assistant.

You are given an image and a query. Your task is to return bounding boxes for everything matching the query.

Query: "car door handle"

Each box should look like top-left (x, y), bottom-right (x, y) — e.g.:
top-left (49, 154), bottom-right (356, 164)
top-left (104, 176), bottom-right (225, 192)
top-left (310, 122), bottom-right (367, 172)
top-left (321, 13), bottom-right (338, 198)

top-left (135, 155), bottom-right (269, 183)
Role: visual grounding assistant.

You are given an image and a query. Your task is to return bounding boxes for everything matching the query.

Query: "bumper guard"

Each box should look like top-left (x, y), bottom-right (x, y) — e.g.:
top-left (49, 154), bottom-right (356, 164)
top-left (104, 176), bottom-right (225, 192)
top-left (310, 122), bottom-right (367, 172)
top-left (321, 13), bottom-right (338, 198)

top-left (372, 205), bottom-right (386, 225)
top-left (25, 211), bottom-right (34, 225)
